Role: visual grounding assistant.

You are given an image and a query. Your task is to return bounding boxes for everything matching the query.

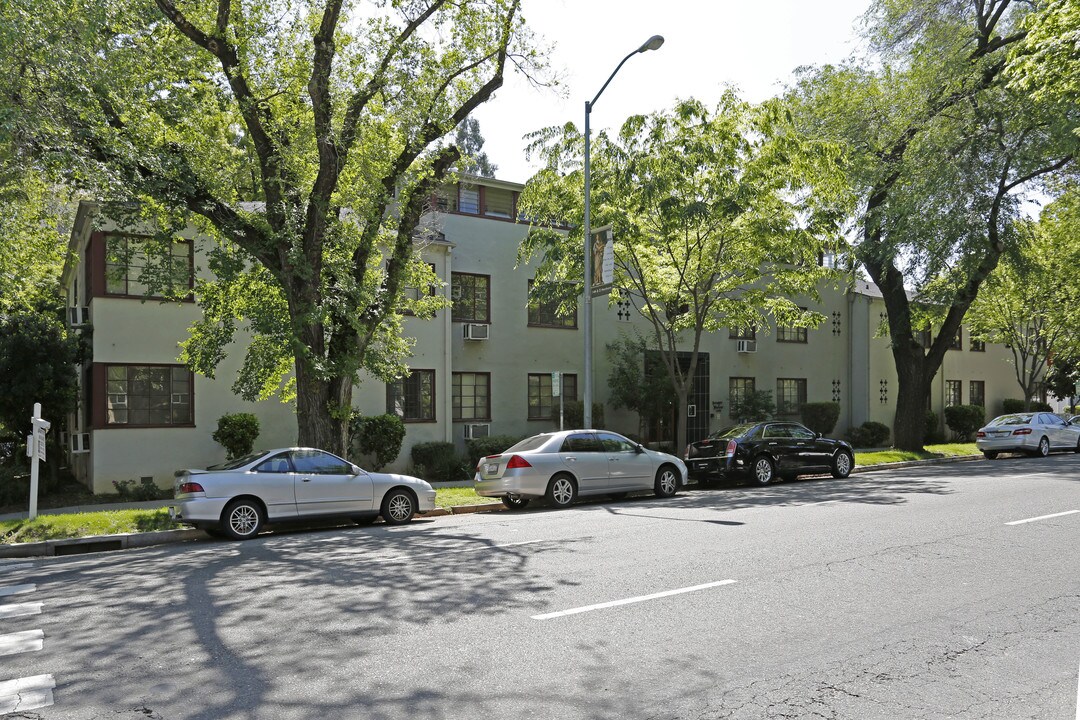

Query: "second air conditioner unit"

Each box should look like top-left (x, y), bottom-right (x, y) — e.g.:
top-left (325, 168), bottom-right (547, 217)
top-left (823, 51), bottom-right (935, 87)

top-left (463, 423), bottom-right (490, 439)
top-left (464, 323), bottom-right (490, 341)
top-left (68, 306), bottom-right (90, 327)
top-left (736, 340), bottom-right (757, 353)
top-left (70, 432), bottom-right (91, 454)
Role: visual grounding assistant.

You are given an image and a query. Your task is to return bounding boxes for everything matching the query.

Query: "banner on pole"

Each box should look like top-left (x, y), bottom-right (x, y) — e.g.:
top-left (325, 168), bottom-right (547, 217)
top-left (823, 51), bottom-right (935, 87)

top-left (591, 225), bottom-right (614, 297)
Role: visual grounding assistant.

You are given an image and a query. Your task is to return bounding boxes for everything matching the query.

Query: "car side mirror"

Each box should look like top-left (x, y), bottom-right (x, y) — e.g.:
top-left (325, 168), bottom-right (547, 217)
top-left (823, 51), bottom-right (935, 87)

top-left (635, 444), bottom-right (646, 454)
top-left (816, 432), bottom-right (822, 438)
top-left (351, 464), bottom-right (362, 475)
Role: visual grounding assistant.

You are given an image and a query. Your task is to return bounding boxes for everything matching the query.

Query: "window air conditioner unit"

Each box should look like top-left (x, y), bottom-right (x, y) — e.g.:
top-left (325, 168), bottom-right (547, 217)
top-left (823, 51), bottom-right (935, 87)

top-left (736, 340), bottom-right (757, 353)
top-left (464, 323), bottom-right (490, 341)
top-left (463, 423), bottom-right (490, 439)
top-left (68, 306), bottom-right (90, 327)
top-left (70, 432), bottom-right (91, 454)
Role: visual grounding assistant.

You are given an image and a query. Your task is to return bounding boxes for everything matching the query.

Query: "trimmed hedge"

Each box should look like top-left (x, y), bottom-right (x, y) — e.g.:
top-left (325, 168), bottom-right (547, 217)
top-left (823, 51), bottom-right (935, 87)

top-left (410, 441), bottom-right (470, 483)
top-left (944, 404), bottom-right (985, 441)
top-left (212, 413), bottom-right (260, 459)
top-left (464, 435), bottom-right (526, 469)
top-left (349, 413), bottom-right (406, 470)
top-left (1001, 398), bottom-right (1053, 414)
top-left (801, 402), bottom-right (840, 435)
top-left (847, 420), bottom-right (890, 448)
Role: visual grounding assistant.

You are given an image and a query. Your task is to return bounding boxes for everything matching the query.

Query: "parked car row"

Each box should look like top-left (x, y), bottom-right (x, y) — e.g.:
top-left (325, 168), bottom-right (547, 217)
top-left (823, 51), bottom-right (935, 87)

top-left (171, 411), bottom-right (1079, 540)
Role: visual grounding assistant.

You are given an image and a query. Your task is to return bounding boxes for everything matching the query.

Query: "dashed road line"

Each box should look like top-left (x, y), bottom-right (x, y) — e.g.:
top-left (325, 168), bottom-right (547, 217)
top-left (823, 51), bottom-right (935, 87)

top-left (0, 584), bottom-right (35, 598)
top-left (0, 629), bottom-right (44, 657)
top-left (1004, 510), bottom-right (1079, 526)
top-left (532, 579), bottom-right (738, 620)
top-left (0, 602), bottom-right (42, 620)
top-left (0, 674), bottom-right (55, 714)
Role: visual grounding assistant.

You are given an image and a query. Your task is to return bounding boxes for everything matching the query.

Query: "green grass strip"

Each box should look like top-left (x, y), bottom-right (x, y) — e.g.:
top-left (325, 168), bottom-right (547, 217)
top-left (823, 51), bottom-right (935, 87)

top-left (856, 443), bottom-right (978, 466)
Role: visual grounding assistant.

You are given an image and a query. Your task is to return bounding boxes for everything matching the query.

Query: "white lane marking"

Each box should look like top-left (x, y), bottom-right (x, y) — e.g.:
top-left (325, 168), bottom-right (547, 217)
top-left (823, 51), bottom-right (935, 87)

top-left (0, 602), bottom-right (42, 620)
top-left (532, 579), bottom-right (737, 620)
top-left (0, 584), bottom-right (35, 598)
top-left (0, 675), bottom-right (55, 715)
top-left (0, 630), bottom-right (44, 657)
top-left (1005, 510), bottom-right (1080, 526)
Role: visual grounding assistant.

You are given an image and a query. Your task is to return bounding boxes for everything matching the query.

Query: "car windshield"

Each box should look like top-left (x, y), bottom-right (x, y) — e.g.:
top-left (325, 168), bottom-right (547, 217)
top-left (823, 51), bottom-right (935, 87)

top-left (207, 452), bottom-right (266, 471)
top-left (987, 414), bottom-right (1033, 427)
top-left (505, 435), bottom-right (551, 453)
top-left (708, 425), bottom-right (755, 441)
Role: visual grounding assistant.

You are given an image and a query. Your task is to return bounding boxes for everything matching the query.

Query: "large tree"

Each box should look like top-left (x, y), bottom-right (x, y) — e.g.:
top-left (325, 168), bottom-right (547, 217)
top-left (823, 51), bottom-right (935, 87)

top-left (519, 96), bottom-right (849, 451)
top-left (0, 0), bottom-right (546, 456)
top-left (791, 0), bottom-right (1080, 449)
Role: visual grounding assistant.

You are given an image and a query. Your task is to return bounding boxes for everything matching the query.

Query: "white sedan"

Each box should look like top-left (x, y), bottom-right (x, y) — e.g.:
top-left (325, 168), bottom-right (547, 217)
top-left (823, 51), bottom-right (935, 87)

top-left (975, 412), bottom-right (1080, 459)
top-left (170, 448), bottom-right (437, 539)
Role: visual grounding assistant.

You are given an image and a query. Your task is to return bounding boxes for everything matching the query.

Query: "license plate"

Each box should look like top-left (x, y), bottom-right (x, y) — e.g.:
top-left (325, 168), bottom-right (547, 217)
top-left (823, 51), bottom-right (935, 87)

top-left (485, 463), bottom-right (498, 474)
top-left (694, 461), bottom-right (709, 470)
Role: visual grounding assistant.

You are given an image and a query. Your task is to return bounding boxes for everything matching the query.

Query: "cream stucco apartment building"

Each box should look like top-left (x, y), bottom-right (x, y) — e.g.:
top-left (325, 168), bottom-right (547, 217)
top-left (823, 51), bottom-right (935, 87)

top-left (60, 177), bottom-right (1022, 493)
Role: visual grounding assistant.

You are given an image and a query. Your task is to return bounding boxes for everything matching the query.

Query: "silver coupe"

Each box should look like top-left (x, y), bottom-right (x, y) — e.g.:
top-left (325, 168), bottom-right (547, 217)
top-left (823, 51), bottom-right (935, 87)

top-left (170, 448), bottom-right (437, 540)
top-left (474, 430), bottom-right (687, 510)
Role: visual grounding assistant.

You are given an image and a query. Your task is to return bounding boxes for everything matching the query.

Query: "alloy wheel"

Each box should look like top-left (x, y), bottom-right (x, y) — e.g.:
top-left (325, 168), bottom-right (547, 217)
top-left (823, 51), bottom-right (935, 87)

top-left (229, 505), bottom-right (259, 536)
top-left (387, 493), bottom-right (413, 522)
top-left (551, 478), bottom-right (574, 505)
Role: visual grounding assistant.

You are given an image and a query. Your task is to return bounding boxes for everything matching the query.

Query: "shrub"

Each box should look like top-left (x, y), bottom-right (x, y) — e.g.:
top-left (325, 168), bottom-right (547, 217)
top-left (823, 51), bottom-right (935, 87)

top-left (846, 421), bottom-right (890, 448)
top-left (349, 413), bottom-right (406, 470)
top-left (924, 410), bottom-right (945, 445)
top-left (464, 435), bottom-right (525, 469)
top-left (212, 413), bottom-right (260, 459)
top-left (944, 405), bottom-right (985, 441)
top-left (730, 390), bottom-right (775, 422)
top-left (1031, 400), bottom-right (1053, 412)
top-left (410, 442), bottom-right (469, 482)
top-left (1001, 398), bottom-right (1052, 414)
top-left (112, 477), bottom-right (170, 501)
top-left (554, 400), bottom-right (605, 429)
top-left (801, 402), bottom-right (840, 435)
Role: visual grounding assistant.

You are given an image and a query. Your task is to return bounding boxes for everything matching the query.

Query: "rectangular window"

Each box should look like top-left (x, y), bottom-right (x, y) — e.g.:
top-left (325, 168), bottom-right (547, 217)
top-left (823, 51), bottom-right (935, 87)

top-left (528, 373), bottom-right (577, 420)
top-left (970, 380), bottom-right (985, 408)
top-left (484, 187), bottom-right (514, 218)
top-left (970, 338), bottom-right (986, 352)
top-left (729, 325), bottom-right (756, 341)
top-left (459, 184), bottom-right (479, 214)
top-left (729, 377), bottom-right (755, 411)
top-left (105, 235), bottom-right (193, 298)
top-left (948, 328), bottom-right (963, 350)
top-left (527, 280), bottom-right (577, 328)
top-left (105, 365), bottom-right (193, 426)
top-left (452, 372), bottom-right (491, 421)
top-left (387, 370), bottom-right (436, 422)
top-left (451, 272), bottom-right (490, 323)
top-left (946, 380), bottom-right (962, 407)
top-left (776, 313), bottom-right (808, 344)
top-left (402, 262), bottom-right (437, 315)
top-left (917, 329), bottom-right (932, 349)
top-left (776, 378), bottom-right (807, 415)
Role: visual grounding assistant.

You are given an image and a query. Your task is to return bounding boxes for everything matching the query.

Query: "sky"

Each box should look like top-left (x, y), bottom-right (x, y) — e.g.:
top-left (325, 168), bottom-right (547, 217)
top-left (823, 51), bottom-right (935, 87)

top-left (470, 0), bottom-right (873, 184)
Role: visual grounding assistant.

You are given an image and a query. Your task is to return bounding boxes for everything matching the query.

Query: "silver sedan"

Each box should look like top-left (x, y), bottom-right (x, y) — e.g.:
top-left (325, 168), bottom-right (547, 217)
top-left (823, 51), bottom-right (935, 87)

top-left (975, 412), bottom-right (1080, 459)
top-left (170, 448), bottom-right (437, 539)
top-left (474, 430), bottom-right (687, 510)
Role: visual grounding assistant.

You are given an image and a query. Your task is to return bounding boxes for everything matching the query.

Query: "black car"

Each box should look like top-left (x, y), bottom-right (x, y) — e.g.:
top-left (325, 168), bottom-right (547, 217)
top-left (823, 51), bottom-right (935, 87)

top-left (684, 421), bottom-right (855, 485)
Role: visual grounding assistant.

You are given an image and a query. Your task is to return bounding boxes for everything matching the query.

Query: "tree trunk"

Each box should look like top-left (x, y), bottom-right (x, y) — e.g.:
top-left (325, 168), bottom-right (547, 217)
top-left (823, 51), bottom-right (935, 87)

top-left (891, 347), bottom-right (929, 451)
top-left (294, 358), bottom-right (351, 457)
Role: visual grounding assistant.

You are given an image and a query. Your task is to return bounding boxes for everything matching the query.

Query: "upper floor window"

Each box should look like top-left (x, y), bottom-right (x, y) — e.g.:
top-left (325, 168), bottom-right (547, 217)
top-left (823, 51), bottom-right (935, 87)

top-left (916, 329), bottom-right (932, 349)
top-left (106, 364), bottom-right (193, 426)
top-left (948, 328), bottom-right (963, 350)
top-left (105, 235), bottom-right (193, 299)
top-left (729, 325), bottom-right (756, 341)
top-left (451, 272), bottom-right (490, 323)
top-left (452, 372), bottom-right (491, 421)
top-left (387, 369), bottom-right (436, 422)
top-left (527, 281), bottom-right (577, 329)
top-left (484, 187), bottom-right (515, 218)
top-left (402, 262), bottom-right (437, 316)
top-left (777, 312), bottom-right (808, 344)
top-left (971, 338), bottom-right (986, 352)
top-left (776, 378), bottom-right (807, 415)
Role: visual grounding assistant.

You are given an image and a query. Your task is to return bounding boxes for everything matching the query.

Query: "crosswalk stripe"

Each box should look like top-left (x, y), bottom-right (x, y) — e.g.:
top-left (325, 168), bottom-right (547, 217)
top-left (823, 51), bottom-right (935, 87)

top-left (0, 674), bottom-right (55, 696)
top-left (0, 584), bottom-right (36, 598)
top-left (0, 602), bottom-right (42, 620)
top-left (0, 683), bottom-right (55, 715)
top-left (0, 630), bottom-right (44, 657)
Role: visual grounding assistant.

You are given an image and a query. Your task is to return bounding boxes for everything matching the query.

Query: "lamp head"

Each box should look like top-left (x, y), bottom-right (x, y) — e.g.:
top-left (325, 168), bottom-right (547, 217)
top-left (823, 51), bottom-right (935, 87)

top-left (638, 35), bottom-right (665, 53)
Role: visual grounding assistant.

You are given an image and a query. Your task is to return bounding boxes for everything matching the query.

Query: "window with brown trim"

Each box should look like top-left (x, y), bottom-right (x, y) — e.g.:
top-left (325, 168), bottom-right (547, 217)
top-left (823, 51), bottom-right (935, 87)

top-left (105, 365), bottom-right (193, 426)
top-left (527, 280), bottom-right (577, 328)
top-left (402, 263), bottom-right (437, 316)
top-left (948, 328), bottom-right (963, 350)
top-left (104, 235), bottom-right (193, 299)
top-left (452, 372), bottom-right (491, 421)
top-left (528, 373), bottom-right (577, 420)
top-left (970, 380), bottom-right (985, 408)
top-left (970, 338), bottom-right (986, 352)
top-left (777, 312), bottom-right (808, 343)
top-left (451, 272), bottom-right (490, 323)
top-left (946, 380), bottom-right (962, 407)
top-left (387, 370), bottom-right (436, 422)
top-left (729, 377), bottom-right (755, 411)
top-left (729, 325), bottom-right (756, 341)
top-left (776, 378), bottom-right (807, 415)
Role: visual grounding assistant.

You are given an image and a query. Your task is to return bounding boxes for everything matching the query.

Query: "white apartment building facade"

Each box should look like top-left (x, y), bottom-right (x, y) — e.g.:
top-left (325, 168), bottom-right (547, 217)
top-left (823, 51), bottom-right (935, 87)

top-left (60, 177), bottom-right (1022, 493)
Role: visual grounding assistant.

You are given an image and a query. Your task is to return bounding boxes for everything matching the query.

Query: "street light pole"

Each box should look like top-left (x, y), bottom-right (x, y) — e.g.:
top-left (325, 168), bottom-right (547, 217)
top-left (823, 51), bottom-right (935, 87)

top-left (583, 34), bottom-right (664, 430)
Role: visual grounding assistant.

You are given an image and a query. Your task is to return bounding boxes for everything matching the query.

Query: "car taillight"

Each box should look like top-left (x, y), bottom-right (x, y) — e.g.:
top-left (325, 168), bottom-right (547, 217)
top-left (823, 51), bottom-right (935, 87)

top-left (726, 440), bottom-right (737, 455)
top-left (179, 482), bottom-right (204, 494)
top-left (976, 431), bottom-right (985, 438)
top-left (1012, 428), bottom-right (1032, 435)
top-left (506, 455), bottom-right (532, 469)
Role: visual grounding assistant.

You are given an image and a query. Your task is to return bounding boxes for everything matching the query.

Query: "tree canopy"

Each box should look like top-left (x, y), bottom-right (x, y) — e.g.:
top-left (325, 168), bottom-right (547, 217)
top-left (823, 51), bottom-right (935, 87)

top-left (1, 0), bottom-right (548, 454)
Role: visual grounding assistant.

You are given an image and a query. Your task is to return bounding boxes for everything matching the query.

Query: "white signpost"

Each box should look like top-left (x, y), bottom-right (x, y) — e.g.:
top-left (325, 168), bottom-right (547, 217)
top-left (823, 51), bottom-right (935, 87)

top-left (551, 372), bottom-right (564, 431)
top-left (27, 403), bottom-right (51, 520)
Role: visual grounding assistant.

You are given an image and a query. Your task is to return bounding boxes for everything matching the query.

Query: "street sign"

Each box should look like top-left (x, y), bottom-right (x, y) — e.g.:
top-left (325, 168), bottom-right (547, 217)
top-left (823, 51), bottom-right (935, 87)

top-left (28, 403), bottom-right (50, 520)
top-left (551, 372), bottom-right (561, 397)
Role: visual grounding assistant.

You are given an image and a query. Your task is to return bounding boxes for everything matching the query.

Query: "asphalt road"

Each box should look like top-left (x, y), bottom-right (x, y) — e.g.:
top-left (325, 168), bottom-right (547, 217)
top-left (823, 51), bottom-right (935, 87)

top-left (1, 455), bottom-right (1078, 720)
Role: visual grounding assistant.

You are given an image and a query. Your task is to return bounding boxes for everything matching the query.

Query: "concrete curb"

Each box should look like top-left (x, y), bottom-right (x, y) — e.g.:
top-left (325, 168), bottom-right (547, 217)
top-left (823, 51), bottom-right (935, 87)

top-left (0, 456), bottom-right (983, 558)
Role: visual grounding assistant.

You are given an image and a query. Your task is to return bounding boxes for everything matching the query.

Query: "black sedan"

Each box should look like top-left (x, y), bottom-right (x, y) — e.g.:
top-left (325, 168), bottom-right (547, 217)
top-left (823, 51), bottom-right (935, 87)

top-left (684, 421), bottom-right (855, 485)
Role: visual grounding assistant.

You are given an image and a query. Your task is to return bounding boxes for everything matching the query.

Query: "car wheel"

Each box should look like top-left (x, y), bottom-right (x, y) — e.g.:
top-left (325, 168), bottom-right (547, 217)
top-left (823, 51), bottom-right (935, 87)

top-left (545, 474), bottom-right (577, 508)
top-left (381, 489), bottom-right (416, 525)
top-left (983, 451), bottom-right (998, 460)
top-left (831, 450), bottom-right (854, 479)
top-left (751, 455), bottom-right (775, 486)
top-left (654, 465), bottom-right (679, 498)
top-left (1035, 436), bottom-right (1050, 457)
top-left (220, 498), bottom-right (264, 540)
top-left (501, 495), bottom-right (531, 511)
